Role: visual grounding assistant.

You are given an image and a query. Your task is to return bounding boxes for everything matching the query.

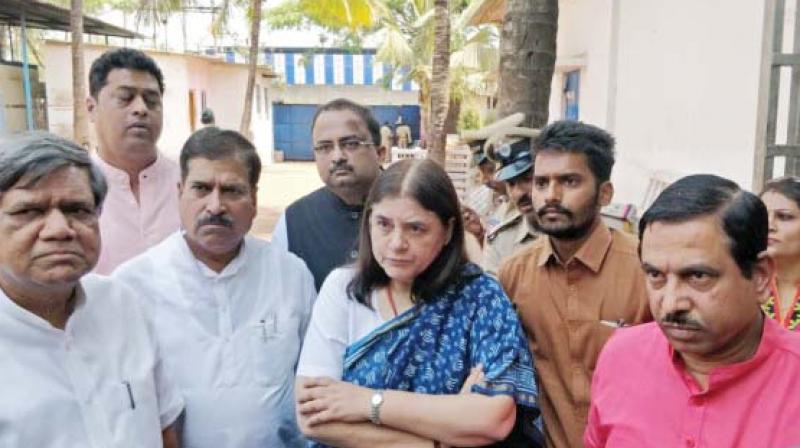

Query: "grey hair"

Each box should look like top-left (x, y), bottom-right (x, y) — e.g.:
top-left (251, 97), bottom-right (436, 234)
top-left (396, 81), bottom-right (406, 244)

top-left (0, 131), bottom-right (108, 208)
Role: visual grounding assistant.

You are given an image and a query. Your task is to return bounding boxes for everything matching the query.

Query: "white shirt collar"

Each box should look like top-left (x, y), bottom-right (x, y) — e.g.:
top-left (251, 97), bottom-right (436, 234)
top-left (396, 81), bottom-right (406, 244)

top-left (0, 281), bottom-right (87, 334)
top-left (176, 232), bottom-right (251, 280)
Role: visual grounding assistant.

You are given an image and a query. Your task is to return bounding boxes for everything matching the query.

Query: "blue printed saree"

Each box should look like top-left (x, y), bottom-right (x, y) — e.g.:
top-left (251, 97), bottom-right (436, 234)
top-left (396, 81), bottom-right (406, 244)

top-left (310, 265), bottom-right (540, 447)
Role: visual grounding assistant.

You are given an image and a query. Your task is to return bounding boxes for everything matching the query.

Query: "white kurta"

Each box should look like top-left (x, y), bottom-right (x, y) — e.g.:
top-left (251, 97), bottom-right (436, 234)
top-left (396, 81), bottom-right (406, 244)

top-left (0, 275), bottom-right (184, 448)
top-left (114, 232), bottom-right (317, 448)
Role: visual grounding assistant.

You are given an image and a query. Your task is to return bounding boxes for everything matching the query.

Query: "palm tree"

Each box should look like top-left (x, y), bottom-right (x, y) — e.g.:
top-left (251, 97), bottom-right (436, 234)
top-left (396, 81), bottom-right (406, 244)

top-left (427, 0), bottom-right (450, 164)
top-left (131, 0), bottom-right (186, 49)
top-left (240, 0), bottom-right (262, 138)
top-left (47, 0), bottom-right (113, 145)
top-left (206, 0), bottom-right (262, 136)
top-left (375, 1), bottom-right (495, 150)
top-left (71, 0), bottom-right (90, 147)
top-left (496, 0), bottom-right (557, 128)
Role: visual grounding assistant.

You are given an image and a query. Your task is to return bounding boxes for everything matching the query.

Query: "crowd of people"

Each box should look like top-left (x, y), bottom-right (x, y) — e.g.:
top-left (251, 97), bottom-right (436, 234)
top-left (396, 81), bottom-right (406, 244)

top-left (1, 46), bottom-right (800, 448)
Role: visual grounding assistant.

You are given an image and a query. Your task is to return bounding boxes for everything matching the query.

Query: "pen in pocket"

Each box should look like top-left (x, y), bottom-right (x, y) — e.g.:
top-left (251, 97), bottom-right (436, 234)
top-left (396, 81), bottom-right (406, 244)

top-left (600, 319), bottom-right (627, 328)
top-left (123, 381), bottom-right (136, 410)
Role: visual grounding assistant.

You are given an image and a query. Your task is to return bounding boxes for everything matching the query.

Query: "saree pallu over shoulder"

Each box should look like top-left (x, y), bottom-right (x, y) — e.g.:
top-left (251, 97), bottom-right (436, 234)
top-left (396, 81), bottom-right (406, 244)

top-left (342, 264), bottom-right (539, 409)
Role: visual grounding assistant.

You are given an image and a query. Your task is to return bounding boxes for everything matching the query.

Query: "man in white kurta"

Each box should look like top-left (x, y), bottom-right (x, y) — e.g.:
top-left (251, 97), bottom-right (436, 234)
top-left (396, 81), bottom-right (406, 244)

top-left (114, 127), bottom-right (316, 448)
top-left (0, 275), bottom-right (184, 447)
top-left (0, 132), bottom-right (183, 447)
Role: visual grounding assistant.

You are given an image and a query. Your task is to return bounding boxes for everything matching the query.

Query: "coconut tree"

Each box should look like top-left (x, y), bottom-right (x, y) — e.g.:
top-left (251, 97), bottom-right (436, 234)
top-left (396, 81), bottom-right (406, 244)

top-left (496, 0), bottom-right (557, 128)
top-left (427, 0), bottom-right (450, 164)
top-left (47, 0), bottom-right (109, 145)
top-left (240, 0), bottom-right (262, 137)
top-left (131, 0), bottom-right (186, 49)
top-left (71, 0), bottom-right (90, 147)
top-left (375, 2), bottom-right (497, 145)
top-left (265, 0), bottom-right (491, 163)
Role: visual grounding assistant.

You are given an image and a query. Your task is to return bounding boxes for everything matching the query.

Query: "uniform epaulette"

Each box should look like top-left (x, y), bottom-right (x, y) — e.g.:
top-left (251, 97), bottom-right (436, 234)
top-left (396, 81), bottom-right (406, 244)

top-left (487, 214), bottom-right (523, 241)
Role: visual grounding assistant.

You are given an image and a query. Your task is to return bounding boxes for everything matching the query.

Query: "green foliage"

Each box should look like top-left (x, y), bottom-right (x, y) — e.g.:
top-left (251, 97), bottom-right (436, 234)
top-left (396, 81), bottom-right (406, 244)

top-left (264, 0), bottom-right (373, 53)
top-left (263, 1), bottom-right (308, 30)
top-left (459, 105), bottom-right (481, 131)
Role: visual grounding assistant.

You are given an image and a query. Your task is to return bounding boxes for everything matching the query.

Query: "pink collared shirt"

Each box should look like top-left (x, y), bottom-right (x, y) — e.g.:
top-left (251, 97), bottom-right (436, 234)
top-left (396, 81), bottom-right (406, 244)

top-left (585, 318), bottom-right (800, 448)
top-left (92, 152), bottom-right (181, 275)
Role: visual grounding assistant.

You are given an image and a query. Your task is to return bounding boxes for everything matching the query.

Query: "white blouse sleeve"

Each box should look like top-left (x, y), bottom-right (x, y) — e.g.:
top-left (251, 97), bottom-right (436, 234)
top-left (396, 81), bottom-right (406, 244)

top-left (271, 213), bottom-right (289, 250)
top-left (296, 268), bottom-right (353, 379)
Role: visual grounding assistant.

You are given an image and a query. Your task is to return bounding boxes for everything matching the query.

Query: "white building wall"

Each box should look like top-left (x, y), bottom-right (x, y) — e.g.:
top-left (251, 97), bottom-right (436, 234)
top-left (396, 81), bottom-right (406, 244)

top-left (552, 0), bottom-right (768, 207)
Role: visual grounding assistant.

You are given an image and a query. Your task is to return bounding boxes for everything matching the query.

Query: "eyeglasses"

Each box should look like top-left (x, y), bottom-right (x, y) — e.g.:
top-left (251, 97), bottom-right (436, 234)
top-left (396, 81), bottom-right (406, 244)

top-left (313, 138), bottom-right (374, 154)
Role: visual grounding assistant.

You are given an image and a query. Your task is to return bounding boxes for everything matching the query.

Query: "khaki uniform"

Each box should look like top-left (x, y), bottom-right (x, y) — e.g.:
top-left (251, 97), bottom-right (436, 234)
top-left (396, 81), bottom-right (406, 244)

top-left (380, 125), bottom-right (393, 150)
top-left (396, 125), bottom-right (412, 148)
top-left (483, 210), bottom-right (537, 275)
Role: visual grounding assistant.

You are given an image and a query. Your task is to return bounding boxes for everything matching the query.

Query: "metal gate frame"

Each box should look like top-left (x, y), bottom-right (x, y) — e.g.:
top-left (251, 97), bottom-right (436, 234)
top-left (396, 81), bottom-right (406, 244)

top-left (755, 0), bottom-right (800, 186)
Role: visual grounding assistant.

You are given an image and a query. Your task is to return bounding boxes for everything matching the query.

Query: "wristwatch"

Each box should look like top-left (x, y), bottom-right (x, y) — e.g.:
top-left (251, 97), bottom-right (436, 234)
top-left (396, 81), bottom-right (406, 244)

top-left (369, 390), bottom-right (385, 425)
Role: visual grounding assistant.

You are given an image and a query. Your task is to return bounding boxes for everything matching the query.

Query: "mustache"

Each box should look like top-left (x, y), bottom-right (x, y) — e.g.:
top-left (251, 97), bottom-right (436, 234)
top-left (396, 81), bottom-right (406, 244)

top-left (660, 311), bottom-right (703, 329)
top-left (197, 214), bottom-right (234, 228)
top-left (329, 161), bottom-right (354, 174)
top-left (537, 204), bottom-right (573, 218)
top-left (517, 194), bottom-right (532, 207)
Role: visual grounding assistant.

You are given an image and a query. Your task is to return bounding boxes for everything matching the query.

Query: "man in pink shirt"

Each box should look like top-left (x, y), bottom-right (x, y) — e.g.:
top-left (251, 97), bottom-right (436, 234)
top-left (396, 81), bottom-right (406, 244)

top-left (585, 174), bottom-right (800, 448)
top-left (86, 48), bottom-right (180, 274)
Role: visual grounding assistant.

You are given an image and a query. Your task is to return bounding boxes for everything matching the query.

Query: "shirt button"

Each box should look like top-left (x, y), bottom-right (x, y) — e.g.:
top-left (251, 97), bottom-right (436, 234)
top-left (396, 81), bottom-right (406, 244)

top-left (350, 250), bottom-right (358, 259)
top-left (350, 212), bottom-right (360, 220)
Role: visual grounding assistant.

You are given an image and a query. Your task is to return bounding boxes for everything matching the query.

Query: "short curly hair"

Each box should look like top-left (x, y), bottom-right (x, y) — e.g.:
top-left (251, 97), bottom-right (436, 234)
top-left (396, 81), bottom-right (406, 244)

top-left (533, 120), bottom-right (616, 183)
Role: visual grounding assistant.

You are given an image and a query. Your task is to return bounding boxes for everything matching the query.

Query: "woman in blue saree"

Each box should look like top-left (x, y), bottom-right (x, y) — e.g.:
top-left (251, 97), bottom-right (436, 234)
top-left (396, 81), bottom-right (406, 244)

top-left (296, 159), bottom-right (540, 447)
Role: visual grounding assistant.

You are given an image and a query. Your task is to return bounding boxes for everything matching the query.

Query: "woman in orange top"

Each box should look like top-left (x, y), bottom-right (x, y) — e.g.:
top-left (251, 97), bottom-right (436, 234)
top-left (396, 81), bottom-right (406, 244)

top-left (761, 177), bottom-right (800, 330)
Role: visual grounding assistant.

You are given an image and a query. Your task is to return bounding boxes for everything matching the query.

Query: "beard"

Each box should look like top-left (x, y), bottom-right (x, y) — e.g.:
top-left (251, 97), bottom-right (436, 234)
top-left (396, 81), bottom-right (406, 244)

top-left (534, 192), bottom-right (600, 241)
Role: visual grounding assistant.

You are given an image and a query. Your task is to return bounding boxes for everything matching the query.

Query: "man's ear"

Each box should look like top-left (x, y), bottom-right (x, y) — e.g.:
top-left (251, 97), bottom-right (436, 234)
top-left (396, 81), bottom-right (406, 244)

top-left (377, 144), bottom-right (388, 163)
top-left (753, 252), bottom-right (776, 305)
top-left (598, 181), bottom-right (614, 206)
top-left (86, 95), bottom-right (97, 122)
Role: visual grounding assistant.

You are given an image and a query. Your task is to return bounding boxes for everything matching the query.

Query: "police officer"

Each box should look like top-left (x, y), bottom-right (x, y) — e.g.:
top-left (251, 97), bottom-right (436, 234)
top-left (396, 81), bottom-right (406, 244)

top-left (483, 133), bottom-right (539, 275)
top-left (462, 114), bottom-right (530, 230)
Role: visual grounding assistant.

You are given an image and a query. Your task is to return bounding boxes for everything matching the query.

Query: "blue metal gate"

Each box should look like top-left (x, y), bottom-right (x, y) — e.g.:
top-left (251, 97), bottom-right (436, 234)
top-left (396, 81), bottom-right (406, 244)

top-left (273, 103), bottom-right (421, 161)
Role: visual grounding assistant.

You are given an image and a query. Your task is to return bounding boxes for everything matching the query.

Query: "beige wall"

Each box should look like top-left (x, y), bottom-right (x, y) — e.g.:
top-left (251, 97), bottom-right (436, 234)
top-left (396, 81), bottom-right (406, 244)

top-left (551, 0), bottom-right (767, 208)
top-left (0, 64), bottom-right (32, 134)
top-left (42, 41), bottom-right (274, 163)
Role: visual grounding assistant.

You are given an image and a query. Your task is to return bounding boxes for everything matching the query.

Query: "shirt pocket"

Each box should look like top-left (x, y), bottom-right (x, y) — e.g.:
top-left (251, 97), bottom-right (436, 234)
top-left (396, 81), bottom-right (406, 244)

top-left (99, 375), bottom-right (162, 445)
top-left (249, 313), bottom-right (302, 387)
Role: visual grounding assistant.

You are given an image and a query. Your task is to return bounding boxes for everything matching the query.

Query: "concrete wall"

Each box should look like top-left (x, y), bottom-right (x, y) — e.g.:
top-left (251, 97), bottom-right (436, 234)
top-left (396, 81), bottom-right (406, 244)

top-left (551, 0), bottom-right (768, 207)
top-left (0, 63), bottom-right (47, 135)
top-left (0, 63), bottom-right (31, 134)
top-left (42, 41), bottom-right (273, 163)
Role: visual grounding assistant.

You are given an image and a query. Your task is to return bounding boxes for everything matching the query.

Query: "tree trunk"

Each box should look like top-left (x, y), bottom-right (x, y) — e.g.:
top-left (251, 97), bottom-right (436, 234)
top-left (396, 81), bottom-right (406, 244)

top-left (427, 0), bottom-right (450, 165)
top-left (496, 0), bottom-right (557, 128)
top-left (240, 0), bottom-right (262, 138)
top-left (417, 77), bottom-right (430, 146)
top-left (71, 0), bottom-right (90, 148)
top-left (443, 97), bottom-right (460, 134)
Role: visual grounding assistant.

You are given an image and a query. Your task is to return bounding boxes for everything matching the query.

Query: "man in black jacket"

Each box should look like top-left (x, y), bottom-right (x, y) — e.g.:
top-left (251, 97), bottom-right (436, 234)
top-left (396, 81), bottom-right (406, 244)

top-left (272, 99), bottom-right (385, 290)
